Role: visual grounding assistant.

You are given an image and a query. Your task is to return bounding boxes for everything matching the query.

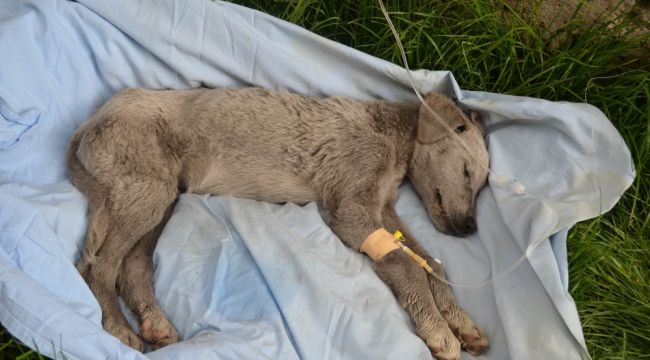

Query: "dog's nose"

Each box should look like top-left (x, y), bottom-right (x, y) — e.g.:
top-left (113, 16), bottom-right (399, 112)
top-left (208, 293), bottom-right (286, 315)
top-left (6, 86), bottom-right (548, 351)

top-left (448, 216), bottom-right (478, 236)
top-left (464, 217), bottom-right (477, 233)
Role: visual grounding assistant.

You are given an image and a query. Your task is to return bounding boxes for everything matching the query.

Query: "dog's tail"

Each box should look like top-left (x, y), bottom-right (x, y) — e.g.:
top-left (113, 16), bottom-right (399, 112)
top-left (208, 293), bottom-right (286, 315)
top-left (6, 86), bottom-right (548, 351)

top-left (67, 132), bottom-right (109, 276)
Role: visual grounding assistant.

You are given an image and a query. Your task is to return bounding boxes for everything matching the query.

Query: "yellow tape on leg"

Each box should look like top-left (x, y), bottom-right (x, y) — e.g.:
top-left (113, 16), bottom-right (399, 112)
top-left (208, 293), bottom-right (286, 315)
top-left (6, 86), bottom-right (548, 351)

top-left (360, 228), bottom-right (435, 273)
top-left (360, 228), bottom-right (400, 261)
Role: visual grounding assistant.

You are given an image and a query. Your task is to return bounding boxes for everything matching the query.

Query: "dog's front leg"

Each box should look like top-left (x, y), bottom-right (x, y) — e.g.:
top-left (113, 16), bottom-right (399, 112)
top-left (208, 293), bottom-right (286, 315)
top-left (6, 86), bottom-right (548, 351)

top-left (381, 204), bottom-right (489, 356)
top-left (328, 199), bottom-right (460, 360)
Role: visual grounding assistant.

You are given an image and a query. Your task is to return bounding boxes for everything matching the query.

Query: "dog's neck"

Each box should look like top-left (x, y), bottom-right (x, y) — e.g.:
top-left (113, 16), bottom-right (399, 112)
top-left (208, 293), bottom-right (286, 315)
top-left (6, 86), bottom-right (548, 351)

top-left (367, 101), bottom-right (419, 163)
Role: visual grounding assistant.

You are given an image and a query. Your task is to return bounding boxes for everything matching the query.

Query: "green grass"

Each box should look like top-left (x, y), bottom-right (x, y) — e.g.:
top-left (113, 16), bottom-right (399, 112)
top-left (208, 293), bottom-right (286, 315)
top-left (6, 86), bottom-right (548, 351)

top-left (2, 0), bottom-right (648, 359)
top-left (0, 328), bottom-right (47, 360)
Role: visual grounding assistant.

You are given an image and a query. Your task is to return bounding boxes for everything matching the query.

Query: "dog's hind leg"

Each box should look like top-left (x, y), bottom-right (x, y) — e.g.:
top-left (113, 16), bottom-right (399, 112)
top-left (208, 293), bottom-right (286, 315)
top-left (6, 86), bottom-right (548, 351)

top-left (381, 204), bottom-right (489, 356)
top-left (83, 178), bottom-right (178, 351)
top-left (67, 136), bottom-right (109, 278)
top-left (76, 197), bottom-right (109, 278)
top-left (117, 203), bottom-right (179, 350)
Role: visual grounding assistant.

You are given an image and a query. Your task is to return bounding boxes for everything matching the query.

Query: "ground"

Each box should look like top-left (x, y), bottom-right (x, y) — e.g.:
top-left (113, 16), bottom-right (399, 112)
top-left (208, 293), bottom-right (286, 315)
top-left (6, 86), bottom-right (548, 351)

top-left (1, 0), bottom-right (648, 359)
top-left (510, 0), bottom-right (649, 47)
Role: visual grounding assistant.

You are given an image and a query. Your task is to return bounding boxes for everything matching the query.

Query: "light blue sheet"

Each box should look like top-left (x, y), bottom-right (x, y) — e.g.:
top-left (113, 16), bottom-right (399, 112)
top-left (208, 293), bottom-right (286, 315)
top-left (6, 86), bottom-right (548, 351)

top-left (0, 1), bottom-right (635, 359)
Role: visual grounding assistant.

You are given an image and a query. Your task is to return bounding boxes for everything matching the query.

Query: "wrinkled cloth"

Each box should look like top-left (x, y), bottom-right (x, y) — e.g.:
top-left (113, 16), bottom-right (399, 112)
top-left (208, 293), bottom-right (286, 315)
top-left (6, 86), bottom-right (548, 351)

top-left (0, 1), bottom-right (634, 359)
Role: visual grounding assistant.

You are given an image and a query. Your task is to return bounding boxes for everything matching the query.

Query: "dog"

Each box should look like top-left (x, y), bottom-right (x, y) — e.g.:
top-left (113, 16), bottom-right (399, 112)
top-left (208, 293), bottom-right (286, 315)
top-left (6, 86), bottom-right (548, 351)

top-left (67, 87), bottom-right (490, 360)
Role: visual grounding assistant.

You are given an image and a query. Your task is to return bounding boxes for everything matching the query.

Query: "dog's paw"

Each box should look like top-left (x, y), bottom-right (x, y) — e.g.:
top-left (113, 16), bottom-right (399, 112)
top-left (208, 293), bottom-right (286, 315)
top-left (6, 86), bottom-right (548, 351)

top-left (105, 320), bottom-right (144, 352)
top-left (139, 303), bottom-right (179, 350)
top-left (418, 318), bottom-right (461, 360)
top-left (460, 326), bottom-right (489, 356)
top-left (441, 306), bottom-right (489, 356)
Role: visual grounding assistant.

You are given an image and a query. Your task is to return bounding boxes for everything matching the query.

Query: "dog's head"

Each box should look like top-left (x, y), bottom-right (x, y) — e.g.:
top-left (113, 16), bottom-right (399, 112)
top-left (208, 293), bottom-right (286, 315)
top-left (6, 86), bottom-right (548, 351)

top-left (408, 93), bottom-right (489, 236)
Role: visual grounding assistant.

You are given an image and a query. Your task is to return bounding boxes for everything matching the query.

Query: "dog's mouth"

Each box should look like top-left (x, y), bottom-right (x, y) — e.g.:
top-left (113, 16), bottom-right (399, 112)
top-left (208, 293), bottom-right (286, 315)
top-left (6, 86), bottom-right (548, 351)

top-left (431, 189), bottom-right (473, 237)
top-left (431, 189), bottom-right (451, 231)
top-left (433, 189), bottom-right (446, 218)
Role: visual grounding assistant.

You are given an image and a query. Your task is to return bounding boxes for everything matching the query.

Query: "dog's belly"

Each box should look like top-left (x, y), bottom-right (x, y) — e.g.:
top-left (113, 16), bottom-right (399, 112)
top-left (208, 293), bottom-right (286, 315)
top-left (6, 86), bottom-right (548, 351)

top-left (182, 158), bottom-right (317, 204)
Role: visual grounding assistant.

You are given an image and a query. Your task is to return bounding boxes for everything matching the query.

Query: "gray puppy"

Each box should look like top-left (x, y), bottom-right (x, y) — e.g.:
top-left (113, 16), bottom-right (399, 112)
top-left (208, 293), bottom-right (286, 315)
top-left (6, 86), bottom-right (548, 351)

top-left (67, 87), bottom-right (489, 360)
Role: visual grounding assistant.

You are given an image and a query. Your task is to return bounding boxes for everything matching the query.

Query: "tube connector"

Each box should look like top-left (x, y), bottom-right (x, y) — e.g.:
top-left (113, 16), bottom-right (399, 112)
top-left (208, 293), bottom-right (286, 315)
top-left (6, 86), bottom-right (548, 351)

top-left (491, 175), bottom-right (525, 195)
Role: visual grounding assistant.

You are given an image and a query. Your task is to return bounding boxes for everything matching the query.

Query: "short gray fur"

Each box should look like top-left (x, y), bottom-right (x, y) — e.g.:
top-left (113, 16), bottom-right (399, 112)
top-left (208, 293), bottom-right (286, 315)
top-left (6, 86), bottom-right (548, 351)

top-left (67, 87), bottom-right (490, 360)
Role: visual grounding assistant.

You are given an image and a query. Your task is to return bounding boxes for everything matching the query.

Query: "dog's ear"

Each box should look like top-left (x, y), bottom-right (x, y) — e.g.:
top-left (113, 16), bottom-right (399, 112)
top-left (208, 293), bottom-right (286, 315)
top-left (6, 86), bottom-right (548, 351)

top-left (416, 93), bottom-right (467, 144)
top-left (469, 110), bottom-right (486, 137)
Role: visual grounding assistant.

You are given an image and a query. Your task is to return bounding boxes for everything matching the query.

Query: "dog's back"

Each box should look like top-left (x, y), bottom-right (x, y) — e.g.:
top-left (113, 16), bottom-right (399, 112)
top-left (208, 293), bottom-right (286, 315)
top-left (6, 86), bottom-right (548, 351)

top-left (70, 87), bottom-right (417, 205)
